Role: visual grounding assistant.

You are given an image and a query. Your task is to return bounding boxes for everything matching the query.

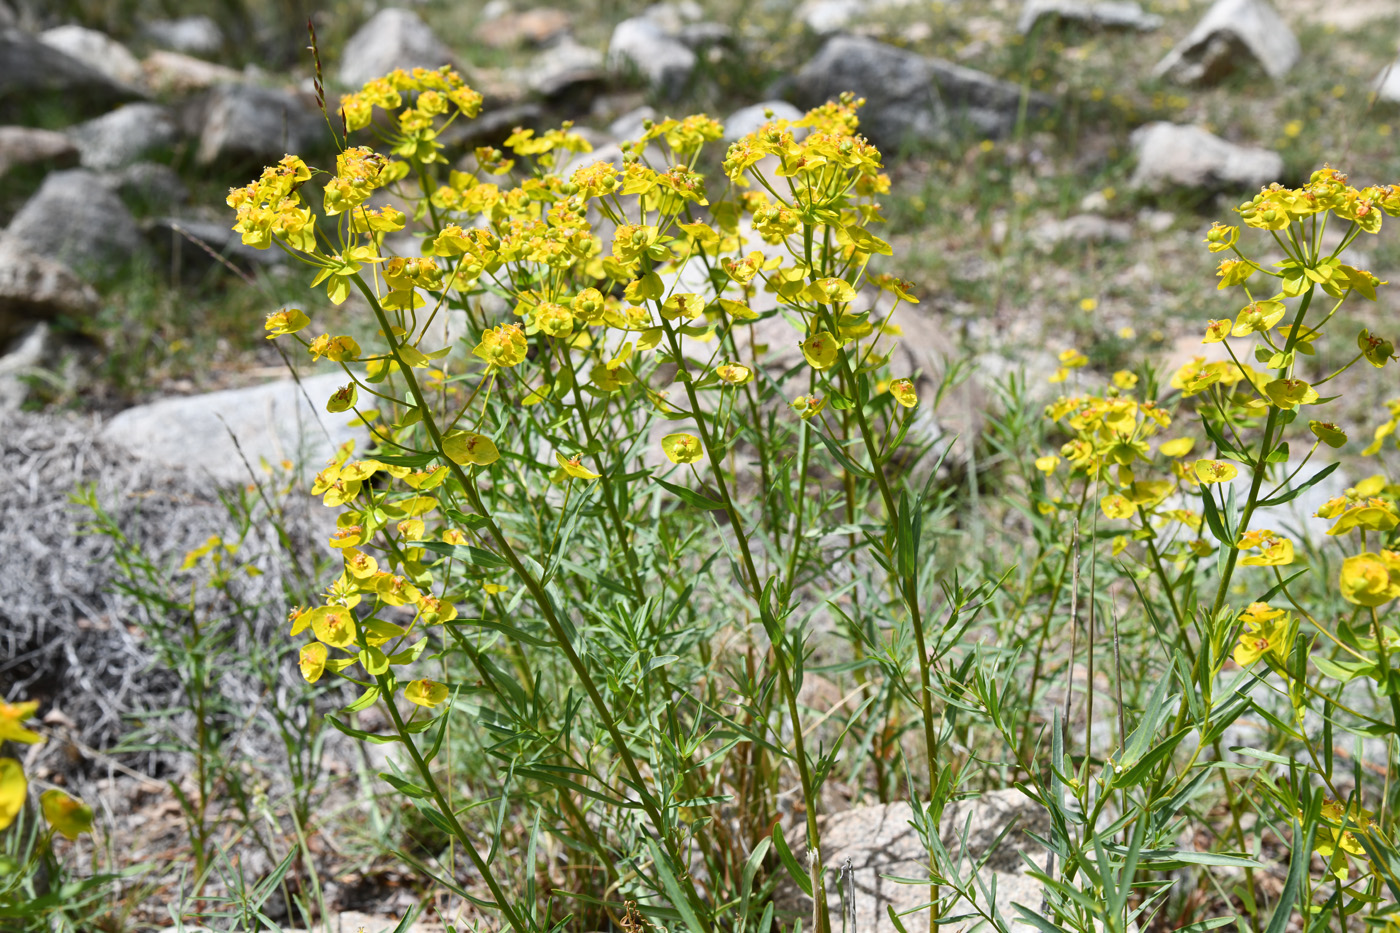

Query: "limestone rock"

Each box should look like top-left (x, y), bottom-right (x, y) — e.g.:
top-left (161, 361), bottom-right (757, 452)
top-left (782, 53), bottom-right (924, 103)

top-left (337, 8), bottom-right (457, 89)
top-left (141, 50), bottom-right (241, 94)
top-left (607, 17), bottom-right (696, 99)
top-left (723, 100), bottom-right (806, 143)
top-left (0, 126), bottom-right (78, 178)
top-left (144, 216), bottom-right (286, 281)
top-left (99, 372), bottom-right (366, 485)
top-left (1154, 0), bottom-right (1299, 85)
top-left (0, 236), bottom-right (98, 346)
top-left (5, 169), bottom-right (147, 278)
top-left (527, 37), bottom-right (604, 98)
top-left (1029, 213), bottom-right (1132, 250)
top-left (1375, 59), bottom-right (1400, 103)
top-left (0, 28), bottom-right (144, 123)
top-left (474, 7), bottom-right (572, 48)
top-left (791, 36), bottom-right (1050, 150)
top-left (1129, 122), bottom-right (1283, 194)
top-left (195, 83), bottom-right (324, 168)
top-left (38, 25), bottom-right (144, 87)
top-left (69, 103), bottom-right (179, 172)
top-left (783, 791), bottom-right (1050, 933)
top-left (1019, 0), bottom-right (1163, 33)
top-left (143, 15), bottom-right (224, 56)
top-left (100, 162), bottom-right (189, 212)
top-left (0, 321), bottom-right (50, 411)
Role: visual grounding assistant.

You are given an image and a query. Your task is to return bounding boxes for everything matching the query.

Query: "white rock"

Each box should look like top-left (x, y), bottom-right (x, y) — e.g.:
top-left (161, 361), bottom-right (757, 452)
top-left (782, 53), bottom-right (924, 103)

top-left (144, 16), bottom-right (224, 56)
top-left (38, 25), bottom-right (144, 86)
top-left (526, 36), bottom-right (604, 97)
top-left (69, 102), bottom-right (179, 171)
top-left (5, 169), bottom-right (147, 278)
top-left (0, 322), bottom-right (51, 412)
top-left (782, 791), bottom-right (1050, 933)
top-left (141, 50), bottom-right (241, 93)
top-left (1129, 122), bottom-right (1282, 194)
top-left (0, 236), bottom-right (98, 345)
top-left (337, 8), bottom-right (456, 89)
top-left (606, 17), bottom-right (695, 99)
top-left (1019, 0), bottom-right (1163, 33)
top-left (1374, 58), bottom-right (1400, 103)
top-left (1153, 0), bottom-right (1299, 85)
top-left (1029, 213), bottom-right (1132, 250)
top-left (195, 84), bottom-right (324, 167)
top-left (100, 373), bottom-right (366, 485)
top-left (722, 100), bottom-right (806, 143)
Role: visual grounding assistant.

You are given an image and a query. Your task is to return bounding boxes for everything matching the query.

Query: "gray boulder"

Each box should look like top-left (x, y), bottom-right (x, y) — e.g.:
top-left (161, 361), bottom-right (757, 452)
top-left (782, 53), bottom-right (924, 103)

top-left (38, 25), bottom-right (144, 87)
top-left (0, 126), bottom-right (78, 178)
top-left (473, 7), bottom-right (573, 49)
top-left (99, 372), bottom-right (367, 485)
top-left (1029, 213), bottom-right (1131, 251)
top-left (607, 17), bottom-right (696, 99)
top-left (1019, 0), bottom-right (1163, 33)
top-left (141, 50), bottom-right (241, 94)
top-left (0, 28), bottom-right (144, 123)
top-left (1129, 122), bottom-right (1282, 194)
top-left (69, 103), bottom-right (179, 172)
top-left (527, 37), bottom-right (605, 98)
top-left (723, 100), bottom-right (806, 143)
top-left (0, 320), bottom-right (50, 412)
top-left (100, 162), bottom-right (188, 213)
top-left (144, 216), bottom-right (286, 282)
top-left (5, 169), bottom-right (147, 278)
top-left (791, 36), bottom-right (1050, 150)
top-left (781, 791), bottom-right (1049, 933)
top-left (195, 84), bottom-right (324, 168)
top-left (0, 236), bottom-right (98, 346)
top-left (143, 15), bottom-right (224, 56)
top-left (337, 8), bottom-right (456, 89)
top-left (1154, 0), bottom-right (1299, 85)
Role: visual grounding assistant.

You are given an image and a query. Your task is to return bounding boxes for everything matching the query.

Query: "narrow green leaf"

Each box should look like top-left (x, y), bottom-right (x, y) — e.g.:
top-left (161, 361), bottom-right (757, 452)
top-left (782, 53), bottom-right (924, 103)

top-left (772, 827), bottom-right (813, 897)
top-left (655, 476), bottom-right (726, 510)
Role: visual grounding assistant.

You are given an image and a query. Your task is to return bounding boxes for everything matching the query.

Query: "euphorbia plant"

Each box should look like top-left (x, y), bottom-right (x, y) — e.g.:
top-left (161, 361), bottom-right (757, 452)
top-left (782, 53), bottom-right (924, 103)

top-left (230, 63), bottom-right (964, 932)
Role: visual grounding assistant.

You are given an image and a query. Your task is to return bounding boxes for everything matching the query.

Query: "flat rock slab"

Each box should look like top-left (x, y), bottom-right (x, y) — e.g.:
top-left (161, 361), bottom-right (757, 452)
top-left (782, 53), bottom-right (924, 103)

top-left (1019, 0), bottom-right (1163, 32)
top-left (1129, 122), bottom-right (1282, 194)
top-left (1154, 0), bottom-right (1299, 85)
top-left (100, 372), bottom-right (366, 485)
top-left (783, 791), bottom-right (1050, 932)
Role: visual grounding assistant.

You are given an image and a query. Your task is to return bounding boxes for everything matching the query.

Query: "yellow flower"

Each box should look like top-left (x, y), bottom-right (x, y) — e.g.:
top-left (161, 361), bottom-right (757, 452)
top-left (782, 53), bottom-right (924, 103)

top-left (662, 433), bottom-right (704, 464)
top-left (1232, 603), bottom-right (1290, 667)
top-left (1310, 421), bottom-right (1347, 448)
top-left (1339, 552), bottom-right (1400, 606)
top-left (473, 324), bottom-right (528, 368)
top-left (1216, 259), bottom-right (1255, 288)
top-left (1058, 348), bottom-right (1088, 368)
top-left (41, 790), bottom-right (93, 840)
top-left (716, 362), bottom-right (754, 386)
top-left (1034, 455), bottom-right (1060, 474)
top-left (0, 759), bottom-right (25, 831)
top-left (555, 452), bottom-right (601, 480)
top-left (1237, 529), bottom-right (1295, 566)
top-left (1193, 459), bottom-right (1237, 484)
top-left (405, 679), bottom-right (450, 708)
top-left (1264, 378), bottom-right (1320, 410)
top-left (800, 332), bottom-right (839, 370)
top-left (889, 378), bottom-right (918, 408)
top-left (1159, 437), bottom-right (1195, 458)
top-left (308, 334), bottom-right (361, 363)
top-left (1231, 300), bottom-right (1286, 337)
top-left (299, 642), bottom-right (328, 683)
top-left (265, 308), bottom-right (310, 339)
top-left (1100, 494), bottom-right (1135, 519)
top-left (0, 700), bottom-right (42, 745)
top-left (791, 395), bottom-right (826, 419)
top-left (444, 431), bottom-right (500, 467)
top-left (1326, 499), bottom-right (1399, 536)
top-left (1316, 799), bottom-right (1375, 882)
top-left (1112, 370), bottom-right (1138, 390)
top-left (310, 605), bottom-right (357, 649)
